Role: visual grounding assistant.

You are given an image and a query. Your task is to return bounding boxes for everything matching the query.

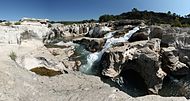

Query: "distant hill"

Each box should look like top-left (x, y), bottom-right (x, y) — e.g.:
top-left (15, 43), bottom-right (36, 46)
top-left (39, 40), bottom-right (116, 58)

top-left (99, 8), bottom-right (190, 27)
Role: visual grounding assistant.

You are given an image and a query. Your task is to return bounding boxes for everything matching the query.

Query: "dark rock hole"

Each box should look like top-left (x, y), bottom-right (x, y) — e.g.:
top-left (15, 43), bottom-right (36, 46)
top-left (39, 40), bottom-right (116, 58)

top-left (120, 69), bottom-right (148, 97)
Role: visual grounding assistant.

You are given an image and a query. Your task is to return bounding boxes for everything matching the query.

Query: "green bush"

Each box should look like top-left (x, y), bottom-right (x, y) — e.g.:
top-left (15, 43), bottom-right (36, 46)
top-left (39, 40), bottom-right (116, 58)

top-left (182, 24), bottom-right (190, 27)
top-left (99, 14), bottom-right (116, 22)
top-left (9, 51), bottom-right (17, 61)
top-left (5, 22), bottom-right (12, 26)
top-left (172, 18), bottom-right (182, 27)
top-left (14, 22), bottom-right (21, 25)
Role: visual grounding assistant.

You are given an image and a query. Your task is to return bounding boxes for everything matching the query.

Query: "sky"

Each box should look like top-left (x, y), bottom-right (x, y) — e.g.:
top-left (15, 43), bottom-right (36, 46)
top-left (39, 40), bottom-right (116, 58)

top-left (0, 0), bottom-right (190, 21)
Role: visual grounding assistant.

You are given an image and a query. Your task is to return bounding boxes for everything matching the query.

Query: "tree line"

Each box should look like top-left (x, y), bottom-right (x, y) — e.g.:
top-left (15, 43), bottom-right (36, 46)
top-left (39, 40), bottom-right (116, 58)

top-left (99, 8), bottom-right (190, 27)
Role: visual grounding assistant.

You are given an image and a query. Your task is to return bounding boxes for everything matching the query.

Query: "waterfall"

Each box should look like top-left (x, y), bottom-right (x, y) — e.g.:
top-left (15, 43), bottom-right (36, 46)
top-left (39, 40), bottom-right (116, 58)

top-left (80, 27), bottom-right (140, 74)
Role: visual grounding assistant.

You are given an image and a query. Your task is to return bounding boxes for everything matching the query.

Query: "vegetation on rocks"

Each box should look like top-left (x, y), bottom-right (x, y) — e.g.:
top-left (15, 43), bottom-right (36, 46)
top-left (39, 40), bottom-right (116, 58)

top-left (5, 22), bottom-right (12, 26)
top-left (14, 22), bottom-right (21, 25)
top-left (9, 51), bottom-right (17, 61)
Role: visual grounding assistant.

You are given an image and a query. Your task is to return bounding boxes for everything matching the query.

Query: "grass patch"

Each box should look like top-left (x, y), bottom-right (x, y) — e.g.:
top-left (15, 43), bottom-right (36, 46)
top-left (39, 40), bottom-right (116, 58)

top-left (14, 22), bottom-right (21, 25)
top-left (9, 51), bottom-right (17, 61)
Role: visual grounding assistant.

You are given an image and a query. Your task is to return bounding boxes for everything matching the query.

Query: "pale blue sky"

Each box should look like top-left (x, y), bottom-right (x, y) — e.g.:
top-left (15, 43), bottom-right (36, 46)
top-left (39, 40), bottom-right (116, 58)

top-left (0, 0), bottom-right (189, 21)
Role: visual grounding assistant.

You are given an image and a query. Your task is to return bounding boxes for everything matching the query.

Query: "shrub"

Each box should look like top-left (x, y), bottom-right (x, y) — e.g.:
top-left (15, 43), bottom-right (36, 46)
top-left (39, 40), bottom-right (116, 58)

top-left (14, 22), bottom-right (21, 25)
top-left (48, 23), bottom-right (52, 28)
top-left (182, 24), bottom-right (190, 27)
top-left (172, 18), bottom-right (182, 27)
top-left (9, 51), bottom-right (17, 61)
top-left (5, 22), bottom-right (12, 26)
top-left (99, 14), bottom-right (116, 22)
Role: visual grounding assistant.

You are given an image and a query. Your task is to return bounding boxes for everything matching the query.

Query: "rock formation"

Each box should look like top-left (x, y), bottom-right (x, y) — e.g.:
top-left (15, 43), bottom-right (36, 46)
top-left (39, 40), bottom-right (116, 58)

top-left (0, 19), bottom-right (190, 101)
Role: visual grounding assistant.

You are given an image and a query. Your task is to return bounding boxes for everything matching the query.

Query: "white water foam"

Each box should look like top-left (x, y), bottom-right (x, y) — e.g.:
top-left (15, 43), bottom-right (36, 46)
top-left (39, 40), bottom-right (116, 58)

top-left (80, 27), bottom-right (140, 74)
top-left (104, 31), bottom-right (116, 39)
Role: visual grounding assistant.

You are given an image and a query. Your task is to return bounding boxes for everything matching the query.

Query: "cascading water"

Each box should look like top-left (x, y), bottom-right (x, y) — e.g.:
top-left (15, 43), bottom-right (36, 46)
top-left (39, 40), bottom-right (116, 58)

top-left (79, 27), bottom-right (140, 74)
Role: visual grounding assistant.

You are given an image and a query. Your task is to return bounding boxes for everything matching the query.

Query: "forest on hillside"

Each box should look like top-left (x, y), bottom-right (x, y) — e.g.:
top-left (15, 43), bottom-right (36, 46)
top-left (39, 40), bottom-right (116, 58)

top-left (99, 8), bottom-right (190, 27)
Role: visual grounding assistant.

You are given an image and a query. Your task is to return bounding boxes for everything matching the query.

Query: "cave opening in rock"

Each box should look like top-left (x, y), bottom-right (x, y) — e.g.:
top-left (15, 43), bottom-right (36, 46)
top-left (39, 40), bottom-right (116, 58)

top-left (120, 69), bottom-right (148, 97)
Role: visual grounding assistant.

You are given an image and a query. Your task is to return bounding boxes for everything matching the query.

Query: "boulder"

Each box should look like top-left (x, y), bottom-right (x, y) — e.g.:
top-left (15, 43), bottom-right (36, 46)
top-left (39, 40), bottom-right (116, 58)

top-left (176, 32), bottom-right (190, 50)
top-left (73, 37), bottom-right (105, 52)
top-left (101, 40), bottom-right (148, 78)
top-left (149, 26), bottom-right (165, 39)
top-left (159, 74), bottom-right (190, 99)
top-left (161, 47), bottom-right (189, 76)
top-left (43, 24), bottom-right (91, 44)
top-left (128, 27), bottom-right (150, 42)
top-left (101, 38), bottom-right (166, 94)
top-left (179, 50), bottom-right (190, 67)
top-left (112, 26), bottom-right (134, 38)
top-left (150, 26), bottom-right (190, 49)
top-left (43, 27), bottom-right (73, 44)
top-left (88, 26), bottom-right (111, 38)
top-left (125, 38), bottom-right (166, 94)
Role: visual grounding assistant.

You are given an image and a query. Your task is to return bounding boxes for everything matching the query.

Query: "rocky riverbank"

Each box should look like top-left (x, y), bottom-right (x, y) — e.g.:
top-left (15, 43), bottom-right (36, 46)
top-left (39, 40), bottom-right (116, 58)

top-left (0, 19), bottom-right (190, 101)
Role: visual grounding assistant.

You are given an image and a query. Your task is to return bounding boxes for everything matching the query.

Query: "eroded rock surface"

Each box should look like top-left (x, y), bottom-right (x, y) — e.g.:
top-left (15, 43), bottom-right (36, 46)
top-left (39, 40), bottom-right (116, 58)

top-left (161, 47), bottom-right (189, 76)
top-left (73, 37), bottom-right (105, 52)
top-left (0, 20), bottom-right (190, 101)
top-left (101, 39), bottom-right (166, 94)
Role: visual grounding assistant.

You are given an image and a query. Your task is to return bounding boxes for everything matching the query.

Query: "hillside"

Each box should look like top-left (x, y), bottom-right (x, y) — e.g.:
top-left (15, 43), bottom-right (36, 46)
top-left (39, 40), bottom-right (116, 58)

top-left (99, 8), bottom-right (190, 27)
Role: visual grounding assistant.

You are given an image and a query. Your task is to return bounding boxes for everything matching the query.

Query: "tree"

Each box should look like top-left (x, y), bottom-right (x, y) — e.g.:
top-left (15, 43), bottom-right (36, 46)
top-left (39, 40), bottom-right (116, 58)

top-left (167, 11), bottom-right (171, 15)
top-left (173, 13), bottom-right (177, 17)
top-left (99, 15), bottom-right (115, 22)
top-left (132, 8), bottom-right (139, 12)
top-left (172, 17), bottom-right (182, 27)
top-left (187, 14), bottom-right (190, 18)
